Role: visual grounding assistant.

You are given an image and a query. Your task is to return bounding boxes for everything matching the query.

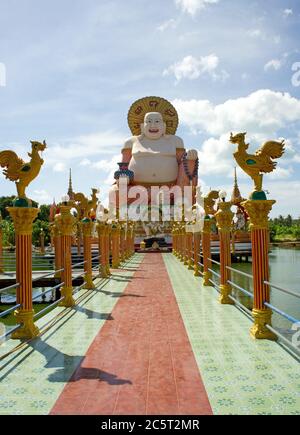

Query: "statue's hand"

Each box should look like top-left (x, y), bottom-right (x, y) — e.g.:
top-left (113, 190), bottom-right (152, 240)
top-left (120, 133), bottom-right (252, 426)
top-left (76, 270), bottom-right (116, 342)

top-left (186, 149), bottom-right (198, 160)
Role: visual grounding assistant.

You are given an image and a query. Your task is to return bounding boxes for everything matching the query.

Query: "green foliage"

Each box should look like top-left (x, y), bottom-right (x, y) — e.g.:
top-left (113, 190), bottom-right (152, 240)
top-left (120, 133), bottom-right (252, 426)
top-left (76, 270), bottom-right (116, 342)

top-left (1, 219), bottom-right (15, 247)
top-left (0, 196), bottom-right (14, 219)
top-left (37, 204), bottom-right (50, 222)
top-left (269, 215), bottom-right (300, 241)
top-left (0, 196), bottom-right (51, 247)
top-left (32, 219), bottom-right (50, 247)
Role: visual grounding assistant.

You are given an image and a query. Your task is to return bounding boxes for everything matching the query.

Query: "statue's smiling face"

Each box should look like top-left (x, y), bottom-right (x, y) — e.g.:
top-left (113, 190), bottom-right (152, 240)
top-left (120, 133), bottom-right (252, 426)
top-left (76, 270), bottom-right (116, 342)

top-left (142, 112), bottom-right (166, 140)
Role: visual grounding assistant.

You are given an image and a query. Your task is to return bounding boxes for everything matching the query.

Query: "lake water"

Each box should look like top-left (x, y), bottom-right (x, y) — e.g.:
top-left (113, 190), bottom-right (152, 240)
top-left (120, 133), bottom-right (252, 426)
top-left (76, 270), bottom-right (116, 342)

top-left (230, 247), bottom-right (300, 331)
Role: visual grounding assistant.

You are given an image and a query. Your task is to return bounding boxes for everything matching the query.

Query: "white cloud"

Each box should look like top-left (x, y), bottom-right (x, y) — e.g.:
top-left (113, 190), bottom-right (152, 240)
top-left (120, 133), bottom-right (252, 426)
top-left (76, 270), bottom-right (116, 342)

top-left (283, 9), bottom-right (293, 17)
top-left (79, 158), bottom-right (92, 166)
top-left (173, 90), bottom-right (300, 177)
top-left (157, 19), bottom-right (177, 32)
top-left (266, 181), bottom-right (300, 218)
top-left (268, 166), bottom-right (293, 179)
top-left (175, 0), bottom-right (219, 16)
top-left (247, 29), bottom-right (281, 45)
top-left (264, 59), bottom-right (282, 71)
top-left (173, 89), bottom-right (300, 138)
top-left (53, 162), bottom-right (67, 172)
top-left (247, 29), bottom-right (263, 38)
top-left (44, 131), bottom-right (124, 171)
top-left (29, 189), bottom-right (52, 204)
top-left (163, 54), bottom-right (228, 83)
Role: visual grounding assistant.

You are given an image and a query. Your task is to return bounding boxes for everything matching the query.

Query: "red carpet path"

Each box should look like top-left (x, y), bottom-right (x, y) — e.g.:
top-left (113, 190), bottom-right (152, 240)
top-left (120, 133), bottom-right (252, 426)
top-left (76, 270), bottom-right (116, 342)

top-left (50, 254), bottom-right (213, 415)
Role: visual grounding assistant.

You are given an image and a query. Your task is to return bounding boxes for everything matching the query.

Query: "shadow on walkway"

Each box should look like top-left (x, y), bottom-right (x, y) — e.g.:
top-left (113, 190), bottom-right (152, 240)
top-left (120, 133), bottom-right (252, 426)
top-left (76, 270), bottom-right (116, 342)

top-left (27, 338), bottom-right (131, 386)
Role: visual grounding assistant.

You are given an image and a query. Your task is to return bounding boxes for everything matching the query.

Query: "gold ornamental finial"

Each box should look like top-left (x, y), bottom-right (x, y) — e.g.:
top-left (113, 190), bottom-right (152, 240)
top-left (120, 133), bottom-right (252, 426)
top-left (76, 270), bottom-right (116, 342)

top-left (230, 132), bottom-right (285, 200)
top-left (0, 140), bottom-right (46, 204)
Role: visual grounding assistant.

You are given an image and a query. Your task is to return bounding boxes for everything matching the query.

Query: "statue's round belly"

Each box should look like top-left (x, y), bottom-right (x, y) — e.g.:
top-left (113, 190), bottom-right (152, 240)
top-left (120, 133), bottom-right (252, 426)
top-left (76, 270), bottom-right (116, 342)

top-left (129, 155), bottom-right (178, 184)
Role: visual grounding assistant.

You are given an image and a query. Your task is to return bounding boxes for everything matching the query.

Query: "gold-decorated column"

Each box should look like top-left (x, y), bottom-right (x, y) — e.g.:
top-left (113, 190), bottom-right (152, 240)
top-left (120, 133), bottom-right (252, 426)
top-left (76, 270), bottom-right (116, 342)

top-left (97, 222), bottom-right (109, 278)
top-left (242, 199), bottom-right (277, 340)
top-left (105, 224), bottom-right (111, 275)
top-left (56, 205), bottom-right (76, 307)
top-left (77, 222), bottom-right (82, 256)
top-left (111, 223), bottom-right (121, 268)
top-left (215, 201), bottom-right (234, 305)
top-left (172, 225), bottom-right (177, 256)
top-left (180, 225), bottom-right (186, 263)
top-left (0, 216), bottom-right (3, 274)
top-left (120, 225), bottom-right (126, 263)
top-left (193, 231), bottom-right (201, 277)
top-left (53, 222), bottom-right (62, 279)
top-left (202, 218), bottom-right (212, 286)
top-left (187, 230), bottom-right (193, 270)
top-left (82, 218), bottom-right (96, 289)
top-left (8, 207), bottom-right (40, 339)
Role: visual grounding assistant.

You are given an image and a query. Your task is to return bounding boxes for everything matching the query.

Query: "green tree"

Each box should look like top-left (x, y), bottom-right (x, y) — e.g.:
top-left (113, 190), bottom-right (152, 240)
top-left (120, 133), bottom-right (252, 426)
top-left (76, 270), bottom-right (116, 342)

top-left (286, 214), bottom-right (293, 227)
top-left (1, 219), bottom-right (15, 247)
top-left (32, 219), bottom-right (50, 247)
top-left (37, 204), bottom-right (50, 222)
top-left (0, 196), bottom-right (14, 219)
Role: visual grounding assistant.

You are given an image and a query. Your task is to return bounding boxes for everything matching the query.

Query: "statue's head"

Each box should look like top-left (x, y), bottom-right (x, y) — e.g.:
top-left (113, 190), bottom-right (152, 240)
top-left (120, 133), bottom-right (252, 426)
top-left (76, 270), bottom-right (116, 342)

top-left (141, 112), bottom-right (166, 140)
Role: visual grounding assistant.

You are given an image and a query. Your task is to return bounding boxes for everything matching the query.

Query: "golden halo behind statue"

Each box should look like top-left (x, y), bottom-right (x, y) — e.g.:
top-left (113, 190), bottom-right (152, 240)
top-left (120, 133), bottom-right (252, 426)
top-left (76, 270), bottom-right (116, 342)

top-left (128, 96), bottom-right (179, 136)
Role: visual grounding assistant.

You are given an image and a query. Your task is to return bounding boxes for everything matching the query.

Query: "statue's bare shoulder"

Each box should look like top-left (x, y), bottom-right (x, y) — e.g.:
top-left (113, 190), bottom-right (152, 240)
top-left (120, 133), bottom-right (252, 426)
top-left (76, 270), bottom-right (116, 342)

top-left (123, 136), bottom-right (137, 150)
top-left (172, 135), bottom-right (185, 149)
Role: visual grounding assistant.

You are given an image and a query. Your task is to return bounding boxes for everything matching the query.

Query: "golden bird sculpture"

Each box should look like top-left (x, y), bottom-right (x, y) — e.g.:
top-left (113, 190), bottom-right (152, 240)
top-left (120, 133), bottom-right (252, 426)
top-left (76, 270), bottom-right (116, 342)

top-left (0, 140), bottom-right (47, 201)
top-left (74, 189), bottom-right (99, 220)
top-left (204, 190), bottom-right (220, 216)
top-left (230, 132), bottom-right (285, 199)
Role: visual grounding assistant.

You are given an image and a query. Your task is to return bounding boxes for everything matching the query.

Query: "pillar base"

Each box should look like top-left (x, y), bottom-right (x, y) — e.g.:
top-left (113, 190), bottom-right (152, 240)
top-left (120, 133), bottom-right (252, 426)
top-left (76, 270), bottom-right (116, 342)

top-left (219, 284), bottom-right (234, 305)
top-left (12, 310), bottom-right (39, 340)
top-left (84, 275), bottom-right (96, 290)
top-left (112, 261), bottom-right (120, 269)
top-left (100, 266), bottom-right (109, 278)
top-left (59, 286), bottom-right (75, 307)
top-left (250, 308), bottom-right (277, 341)
top-left (188, 260), bottom-right (194, 270)
top-left (194, 266), bottom-right (201, 277)
top-left (203, 271), bottom-right (212, 286)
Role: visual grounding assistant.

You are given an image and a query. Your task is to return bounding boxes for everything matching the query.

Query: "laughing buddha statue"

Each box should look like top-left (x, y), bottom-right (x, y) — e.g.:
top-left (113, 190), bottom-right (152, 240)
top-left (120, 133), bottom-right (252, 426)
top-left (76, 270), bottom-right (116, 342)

top-left (111, 96), bottom-right (199, 205)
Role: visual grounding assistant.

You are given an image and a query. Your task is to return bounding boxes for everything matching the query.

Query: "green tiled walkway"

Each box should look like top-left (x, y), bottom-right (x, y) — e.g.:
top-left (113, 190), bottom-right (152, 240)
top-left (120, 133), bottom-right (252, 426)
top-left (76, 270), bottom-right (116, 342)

top-left (1, 253), bottom-right (299, 415)
top-left (163, 254), bottom-right (300, 415)
top-left (0, 255), bottom-right (142, 415)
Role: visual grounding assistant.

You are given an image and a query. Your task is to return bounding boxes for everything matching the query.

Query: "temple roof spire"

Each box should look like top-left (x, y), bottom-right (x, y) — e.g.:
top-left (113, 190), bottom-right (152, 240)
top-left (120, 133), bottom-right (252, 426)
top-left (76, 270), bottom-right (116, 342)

top-left (68, 168), bottom-right (75, 200)
top-left (231, 167), bottom-right (243, 205)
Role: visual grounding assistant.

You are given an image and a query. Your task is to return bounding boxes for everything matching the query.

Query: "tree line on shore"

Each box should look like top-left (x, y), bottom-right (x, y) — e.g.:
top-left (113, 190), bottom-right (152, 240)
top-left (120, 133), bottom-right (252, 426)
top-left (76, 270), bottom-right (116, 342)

top-left (269, 215), bottom-right (300, 242)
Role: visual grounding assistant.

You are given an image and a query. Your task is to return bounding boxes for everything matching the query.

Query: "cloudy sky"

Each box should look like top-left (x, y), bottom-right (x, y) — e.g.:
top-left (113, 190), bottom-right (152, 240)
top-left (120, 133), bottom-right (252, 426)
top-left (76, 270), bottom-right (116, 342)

top-left (0, 0), bottom-right (299, 217)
